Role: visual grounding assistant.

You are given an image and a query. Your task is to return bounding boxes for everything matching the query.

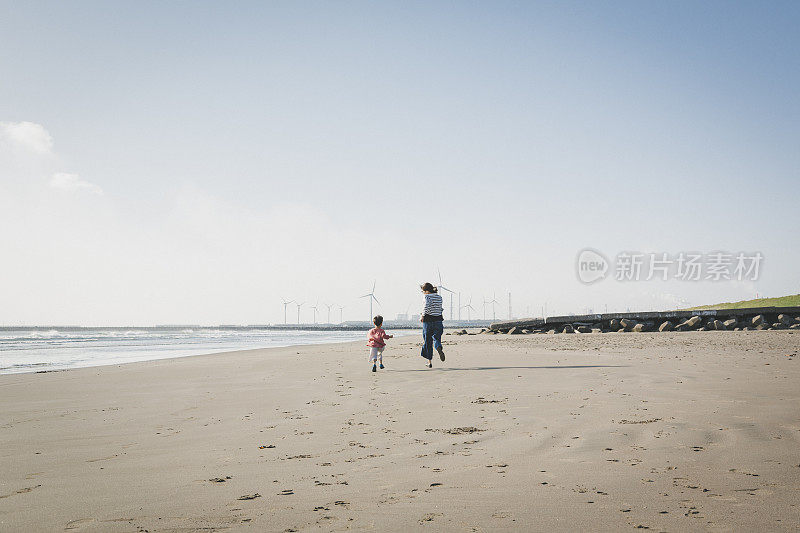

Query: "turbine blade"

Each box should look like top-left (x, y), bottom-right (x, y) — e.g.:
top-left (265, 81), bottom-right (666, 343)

top-left (372, 295), bottom-right (380, 305)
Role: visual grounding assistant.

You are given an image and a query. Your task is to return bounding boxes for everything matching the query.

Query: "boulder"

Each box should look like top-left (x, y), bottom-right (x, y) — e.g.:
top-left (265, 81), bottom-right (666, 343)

top-left (755, 323), bottom-right (769, 330)
top-left (711, 319), bottom-right (725, 330)
top-left (609, 319), bottom-right (621, 331)
top-left (723, 318), bottom-right (737, 329)
top-left (778, 314), bottom-right (794, 326)
top-left (698, 326), bottom-right (709, 331)
top-left (632, 323), bottom-right (647, 332)
top-left (772, 322), bottom-right (787, 330)
top-left (619, 318), bottom-right (637, 331)
top-left (752, 315), bottom-right (766, 327)
top-left (591, 328), bottom-right (602, 333)
top-left (790, 323), bottom-right (800, 329)
top-left (734, 327), bottom-right (742, 331)
top-left (659, 321), bottom-right (674, 332)
top-left (577, 325), bottom-right (592, 333)
top-left (507, 327), bottom-right (520, 334)
top-left (563, 324), bottom-right (575, 334)
top-left (547, 329), bottom-right (556, 334)
top-left (685, 316), bottom-right (702, 329)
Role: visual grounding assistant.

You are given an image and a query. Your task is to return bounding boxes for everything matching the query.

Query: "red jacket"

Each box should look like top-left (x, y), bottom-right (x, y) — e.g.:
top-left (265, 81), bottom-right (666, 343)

top-left (367, 327), bottom-right (391, 347)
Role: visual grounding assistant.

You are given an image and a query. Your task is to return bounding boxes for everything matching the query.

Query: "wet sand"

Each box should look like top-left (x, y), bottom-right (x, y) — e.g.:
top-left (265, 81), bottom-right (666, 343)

top-left (1, 330), bottom-right (799, 531)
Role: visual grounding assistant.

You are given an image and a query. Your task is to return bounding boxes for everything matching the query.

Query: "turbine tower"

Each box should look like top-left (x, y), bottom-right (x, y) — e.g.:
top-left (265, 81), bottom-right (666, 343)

top-left (338, 305), bottom-right (344, 324)
top-left (311, 301), bottom-right (319, 324)
top-left (295, 301), bottom-right (305, 324)
top-left (436, 268), bottom-right (455, 320)
top-left (281, 298), bottom-right (294, 325)
top-left (359, 280), bottom-right (380, 322)
top-left (325, 303), bottom-right (334, 324)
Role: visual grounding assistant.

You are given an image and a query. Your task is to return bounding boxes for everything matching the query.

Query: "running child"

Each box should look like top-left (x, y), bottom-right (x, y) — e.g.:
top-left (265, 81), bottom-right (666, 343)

top-left (367, 315), bottom-right (393, 372)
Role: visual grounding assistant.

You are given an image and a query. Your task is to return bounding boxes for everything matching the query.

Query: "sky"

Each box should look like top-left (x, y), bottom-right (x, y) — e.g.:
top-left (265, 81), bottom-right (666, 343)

top-left (1, 1), bottom-right (798, 325)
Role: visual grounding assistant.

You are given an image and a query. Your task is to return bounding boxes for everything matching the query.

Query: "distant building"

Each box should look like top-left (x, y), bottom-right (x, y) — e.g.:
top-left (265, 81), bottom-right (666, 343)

top-left (410, 314), bottom-right (420, 322)
top-left (397, 313), bottom-right (408, 321)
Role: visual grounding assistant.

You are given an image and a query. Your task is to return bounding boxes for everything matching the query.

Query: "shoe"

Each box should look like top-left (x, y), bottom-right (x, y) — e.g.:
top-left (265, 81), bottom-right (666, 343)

top-left (379, 364), bottom-right (384, 369)
top-left (437, 348), bottom-right (445, 361)
top-left (372, 364), bottom-right (376, 372)
top-left (426, 360), bottom-right (433, 368)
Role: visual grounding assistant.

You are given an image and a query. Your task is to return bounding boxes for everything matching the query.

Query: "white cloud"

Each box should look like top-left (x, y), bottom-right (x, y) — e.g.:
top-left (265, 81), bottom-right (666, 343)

top-left (50, 172), bottom-right (103, 195)
top-left (0, 121), bottom-right (53, 154)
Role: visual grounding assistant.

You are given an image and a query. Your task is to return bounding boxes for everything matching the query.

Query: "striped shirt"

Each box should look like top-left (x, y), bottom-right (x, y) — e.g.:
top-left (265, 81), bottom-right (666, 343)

top-left (422, 293), bottom-right (444, 317)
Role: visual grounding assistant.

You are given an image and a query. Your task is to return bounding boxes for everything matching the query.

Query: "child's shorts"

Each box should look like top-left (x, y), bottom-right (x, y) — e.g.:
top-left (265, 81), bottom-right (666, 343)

top-left (369, 346), bottom-right (384, 361)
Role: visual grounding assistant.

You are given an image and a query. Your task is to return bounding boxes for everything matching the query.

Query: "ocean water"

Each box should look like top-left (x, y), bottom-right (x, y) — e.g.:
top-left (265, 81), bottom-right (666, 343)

top-left (0, 328), bottom-right (416, 375)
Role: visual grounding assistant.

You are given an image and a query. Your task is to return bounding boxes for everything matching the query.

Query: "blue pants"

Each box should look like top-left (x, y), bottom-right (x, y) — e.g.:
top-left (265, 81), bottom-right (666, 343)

top-left (420, 320), bottom-right (444, 360)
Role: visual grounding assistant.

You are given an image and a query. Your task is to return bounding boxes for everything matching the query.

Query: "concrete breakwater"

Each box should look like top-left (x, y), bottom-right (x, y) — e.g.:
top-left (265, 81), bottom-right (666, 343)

top-left (486, 306), bottom-right (800, 334)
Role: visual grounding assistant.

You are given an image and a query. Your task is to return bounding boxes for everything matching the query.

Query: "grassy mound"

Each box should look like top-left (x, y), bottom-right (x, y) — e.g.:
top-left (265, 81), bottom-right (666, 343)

top-left (685, 294), bottom-right (800, 310)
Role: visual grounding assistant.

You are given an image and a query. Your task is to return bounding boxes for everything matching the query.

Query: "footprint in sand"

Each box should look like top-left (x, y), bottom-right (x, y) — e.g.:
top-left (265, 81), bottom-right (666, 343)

top-left (0, 485), bottom-right (41, 499)
top-left (420, 513), bottom-right (443, 523)
top-left (65, 518), bottom-right (96, 530)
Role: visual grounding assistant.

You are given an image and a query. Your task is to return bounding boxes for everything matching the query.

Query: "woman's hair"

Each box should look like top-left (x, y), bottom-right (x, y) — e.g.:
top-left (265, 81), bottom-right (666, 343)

top-left (420, 282), bottom-right (437, 293)
top-left (373, 315), bottom-right (383, 327)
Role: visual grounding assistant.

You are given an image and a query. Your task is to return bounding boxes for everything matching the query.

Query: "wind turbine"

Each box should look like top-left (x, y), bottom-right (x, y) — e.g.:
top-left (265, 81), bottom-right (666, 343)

top-left (461, 296), bottom-right (475, 321)
top-left (489, 293), bottom-right (499, 320)
top-left (325, 303), bottom-right (334, 324)
top-left (482, 297), bottom-right (488, 320)
top-left (360, 280), bottom-right (380, 322)
top-left (436, 268), bottom-right (455, 320)
top-left (281, 298), bottom-right (294, 325)
top-left (338, 305), bottom-right (344, 324)
top-left (295, 301), bottom-right (305, 324)
top-left (311, 301), bottom-right (319, 324)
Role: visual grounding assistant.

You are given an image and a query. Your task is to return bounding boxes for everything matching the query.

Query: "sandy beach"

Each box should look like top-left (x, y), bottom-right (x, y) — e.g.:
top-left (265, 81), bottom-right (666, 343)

top-left (1, 331), bottom-right (799, 532)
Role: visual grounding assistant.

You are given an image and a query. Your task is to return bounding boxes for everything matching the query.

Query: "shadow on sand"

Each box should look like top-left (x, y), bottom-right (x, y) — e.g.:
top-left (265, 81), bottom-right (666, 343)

top-left (393, 364), bottom-right (628, 372)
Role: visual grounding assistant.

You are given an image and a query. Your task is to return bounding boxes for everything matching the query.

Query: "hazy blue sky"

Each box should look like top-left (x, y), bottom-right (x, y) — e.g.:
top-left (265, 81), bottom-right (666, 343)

top-left (1, 1), bottom-right (798, 325)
